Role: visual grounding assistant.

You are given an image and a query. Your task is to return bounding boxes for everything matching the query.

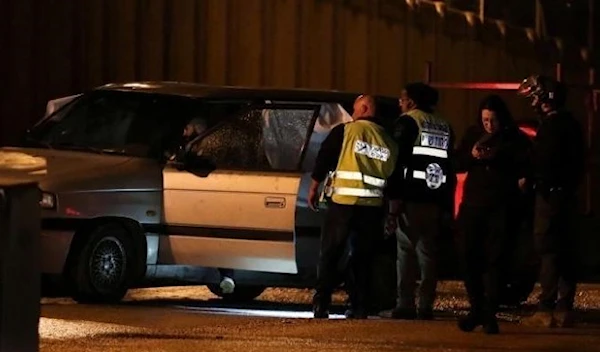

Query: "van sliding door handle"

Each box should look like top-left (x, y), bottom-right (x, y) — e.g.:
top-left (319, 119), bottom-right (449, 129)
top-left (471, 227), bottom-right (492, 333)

top-left (265, 197), bottom-right (286, 209)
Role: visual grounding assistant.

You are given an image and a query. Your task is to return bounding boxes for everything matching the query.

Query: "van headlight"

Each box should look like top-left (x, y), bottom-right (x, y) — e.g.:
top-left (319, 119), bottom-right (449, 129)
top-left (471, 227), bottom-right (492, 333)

top-left (40, 192), bottom-right (56, 210)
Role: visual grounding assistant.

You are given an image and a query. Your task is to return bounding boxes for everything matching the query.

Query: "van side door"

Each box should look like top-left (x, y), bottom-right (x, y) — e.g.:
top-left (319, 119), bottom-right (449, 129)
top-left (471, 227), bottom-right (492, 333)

top-left (161, 102), bottom-right (319, 274)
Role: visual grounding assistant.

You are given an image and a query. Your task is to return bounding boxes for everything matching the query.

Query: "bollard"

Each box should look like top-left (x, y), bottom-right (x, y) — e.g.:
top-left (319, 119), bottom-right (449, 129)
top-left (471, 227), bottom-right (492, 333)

top-left (0, 178), bottom-right (40, 352)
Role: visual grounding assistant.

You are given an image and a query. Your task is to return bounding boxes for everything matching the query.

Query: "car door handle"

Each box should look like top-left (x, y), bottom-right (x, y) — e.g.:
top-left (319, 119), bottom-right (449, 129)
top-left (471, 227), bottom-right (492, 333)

top-left (265, 197), bottom-right (286, 209)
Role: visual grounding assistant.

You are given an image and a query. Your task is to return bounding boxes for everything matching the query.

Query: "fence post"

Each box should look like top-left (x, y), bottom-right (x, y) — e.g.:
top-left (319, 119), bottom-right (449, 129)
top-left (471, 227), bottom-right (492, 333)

top-left (0, 178), bottom-right (41, 352)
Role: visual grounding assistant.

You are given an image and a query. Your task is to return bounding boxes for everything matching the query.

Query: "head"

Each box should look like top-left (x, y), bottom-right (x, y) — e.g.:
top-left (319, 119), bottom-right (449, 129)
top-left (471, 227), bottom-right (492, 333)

top-left (183, 118), bottom-right (208, 138)
top-left (477, 95), bottom-right (515, 134)
top-left (400, 82), bottom-right (438, 113)
top-left (517, 75), bottom-right (567, 116)
top-left (352, 94), bottom-right (377, 121)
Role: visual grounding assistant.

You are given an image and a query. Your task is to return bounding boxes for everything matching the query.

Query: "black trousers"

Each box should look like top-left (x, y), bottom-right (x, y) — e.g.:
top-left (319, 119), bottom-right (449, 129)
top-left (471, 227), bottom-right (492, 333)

top-left (396, 202), bottom-right (441, 311)
top-left (313, 202), bottom-right (383, 312)
top-left (459, 204), bottom-right (510, 315)
top-left (533, 191), bottom-right (578, 312)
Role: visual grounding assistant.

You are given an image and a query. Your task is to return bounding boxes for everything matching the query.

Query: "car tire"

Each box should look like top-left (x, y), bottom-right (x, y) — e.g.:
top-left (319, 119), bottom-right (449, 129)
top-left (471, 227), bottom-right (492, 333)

top-left (207, 284), bottom-right (266, 302)
top-left (69, 223), bottom-right (134, 304)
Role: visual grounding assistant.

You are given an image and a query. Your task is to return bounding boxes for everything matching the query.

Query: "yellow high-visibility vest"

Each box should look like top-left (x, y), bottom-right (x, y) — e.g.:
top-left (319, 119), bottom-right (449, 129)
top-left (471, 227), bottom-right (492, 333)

top-left (329, 119), bottom-right (398, 207)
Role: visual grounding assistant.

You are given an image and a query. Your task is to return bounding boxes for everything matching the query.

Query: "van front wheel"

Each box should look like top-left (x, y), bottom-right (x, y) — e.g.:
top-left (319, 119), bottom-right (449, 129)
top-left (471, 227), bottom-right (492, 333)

top-left (70, 224), bottom-right (133, 303)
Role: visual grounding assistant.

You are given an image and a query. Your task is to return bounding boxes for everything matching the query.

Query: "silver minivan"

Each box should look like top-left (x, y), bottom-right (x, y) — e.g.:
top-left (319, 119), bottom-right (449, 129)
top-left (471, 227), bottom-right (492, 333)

top-left (5, 82), bottom-right (399, 305)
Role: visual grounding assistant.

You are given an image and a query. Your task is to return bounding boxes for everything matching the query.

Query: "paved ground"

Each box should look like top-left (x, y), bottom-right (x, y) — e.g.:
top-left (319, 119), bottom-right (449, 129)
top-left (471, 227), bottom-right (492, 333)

top-left (40, 282), bottom-right (600, 352)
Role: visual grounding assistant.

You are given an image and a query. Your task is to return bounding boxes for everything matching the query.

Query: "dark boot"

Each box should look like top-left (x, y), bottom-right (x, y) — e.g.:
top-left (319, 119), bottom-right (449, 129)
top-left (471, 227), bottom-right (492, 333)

top-left (520, 311), bottom-right (555, 328)
top-left (345, 309), bottom-right (368, 320)
top-left (554, 310), bottom-right (575, 328)
top-left (483, 315), bottom-right (499, 334)
top-left (313, 302), bottom-right (329, 319)
top-left (417, 308), bottom-right (434, 320)
top-left (482, 303), bottom-right (500, 334)
top-left (458, 310), bottom-right (484, 332)
top-left (390, 306), bottom-right (417, 320)
top-left (344, 299), bottom-right (368, 320)
top-left (312, 293), bottom-right (330, 319)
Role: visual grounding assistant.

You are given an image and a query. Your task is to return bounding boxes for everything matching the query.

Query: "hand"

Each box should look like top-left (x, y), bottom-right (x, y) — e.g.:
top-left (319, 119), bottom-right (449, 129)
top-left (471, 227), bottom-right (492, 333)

top-left (518, 177), bottom-right (527, 192)
top-left (307, 185), bottom-right (319, 212)
top-left (471, 145), bottom-right (483, 159)
top-left (384, 214), bottom-right (398, 238)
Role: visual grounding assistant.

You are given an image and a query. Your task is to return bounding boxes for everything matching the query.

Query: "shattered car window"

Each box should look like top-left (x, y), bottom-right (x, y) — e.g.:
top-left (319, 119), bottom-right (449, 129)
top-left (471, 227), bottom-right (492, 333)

top-left (192, 106), bottom-right (317, 172)
top-left (262, 108), bottom-right (316, 171)
top-left (195, 109), bottom-right (270, 170)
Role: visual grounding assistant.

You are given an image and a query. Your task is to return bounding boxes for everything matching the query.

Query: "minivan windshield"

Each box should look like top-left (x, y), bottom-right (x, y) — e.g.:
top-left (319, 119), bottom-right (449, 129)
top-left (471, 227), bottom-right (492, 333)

top-left (25, 91), bottom-right (217, 158)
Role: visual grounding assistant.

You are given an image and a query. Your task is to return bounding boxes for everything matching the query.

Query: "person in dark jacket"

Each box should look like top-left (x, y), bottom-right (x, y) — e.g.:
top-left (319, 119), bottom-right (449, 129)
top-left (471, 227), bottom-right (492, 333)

top-left (518, 75), bottom-right (586, 328)
top-left (455, 95), bottom-right (531, 334)
top-left (381, 83), bottom-right (455, 321)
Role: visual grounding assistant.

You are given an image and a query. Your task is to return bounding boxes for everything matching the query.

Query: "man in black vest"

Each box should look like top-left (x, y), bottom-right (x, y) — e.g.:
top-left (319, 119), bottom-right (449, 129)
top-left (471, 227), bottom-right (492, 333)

top-left (382, 83), bottom-right (456, 320)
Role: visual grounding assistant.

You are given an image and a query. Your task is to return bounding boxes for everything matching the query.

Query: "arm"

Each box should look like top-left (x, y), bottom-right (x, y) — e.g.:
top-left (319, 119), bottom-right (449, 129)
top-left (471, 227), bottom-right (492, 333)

top-left (388, 116), bottom-right (418, 202)
top-left (384, 160), bottom-right (405, 236)
top-left (443, 127), bottom-right (458, 215)
top-left (454, 126), bottom-right (481, 173)
top-left (383, 118), bottom-right (417, 234)
top-left (567, 118), bottom-right (586, 188)
top-left (392, 115), bottom-right (419, 166)
top-left (311, 124), bottom-right (345, 183)
top-left (513, 131), bottom-right (533, 179)
top-left (308, 124), bottom-right (345, 210)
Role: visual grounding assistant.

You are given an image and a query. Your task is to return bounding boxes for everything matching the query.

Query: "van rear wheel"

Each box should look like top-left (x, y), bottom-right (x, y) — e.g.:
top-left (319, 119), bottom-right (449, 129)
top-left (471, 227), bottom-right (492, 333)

top-left (69, 224), bottom-right (133, 303)
top-left (207, 284), bottom-right (266, 302)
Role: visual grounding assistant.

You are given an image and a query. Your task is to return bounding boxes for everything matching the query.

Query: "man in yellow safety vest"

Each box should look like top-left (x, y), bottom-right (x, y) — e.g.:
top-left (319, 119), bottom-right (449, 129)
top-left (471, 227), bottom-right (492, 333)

top-left (307, 94), bottom-right (404, 319)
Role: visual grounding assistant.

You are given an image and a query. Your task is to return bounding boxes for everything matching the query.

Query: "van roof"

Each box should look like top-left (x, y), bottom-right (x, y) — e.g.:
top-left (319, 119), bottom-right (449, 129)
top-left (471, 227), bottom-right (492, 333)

top-left (97, 81), bottom-right (398, 103)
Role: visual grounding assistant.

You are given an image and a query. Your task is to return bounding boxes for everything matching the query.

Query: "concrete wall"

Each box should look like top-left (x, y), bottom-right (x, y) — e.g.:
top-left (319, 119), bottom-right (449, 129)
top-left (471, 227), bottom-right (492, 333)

top-left (2, 0), bottom-right (592, 142)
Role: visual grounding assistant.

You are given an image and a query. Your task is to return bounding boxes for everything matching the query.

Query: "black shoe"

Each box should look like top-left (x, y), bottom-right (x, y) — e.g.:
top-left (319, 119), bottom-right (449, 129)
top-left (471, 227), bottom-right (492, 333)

top-left (458, 312), bottom-right (484, 332)
top-left (483, 317), bottom-right (499, 334)
top-left (554, 309), bottom-right (575, 328)
top-left (417, 309), bottom-right (434, 320)
top-left (390, 307), bottom-right (417, 320)
top-left (345, 309), bottom-right (368, 320)
top-left (313, 304), bottom-right (329, 319)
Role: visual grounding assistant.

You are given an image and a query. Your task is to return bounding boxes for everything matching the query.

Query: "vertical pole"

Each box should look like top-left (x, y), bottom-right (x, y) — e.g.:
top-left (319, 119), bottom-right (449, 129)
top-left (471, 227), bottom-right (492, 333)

top-left (589, 0), bottom-right (594, 53)
top-left (585, 0), bottom-right (594, 215)
top-left (478, 0), bottom-right (485, 23)
top-left (586, 68), bottom-right (596, 215)
top-left (0, 180), bottom-right (41, 352)
top-left (424, 61), bottom-right (432, 84)
top-left (535, 0), bottom-right (543, 38)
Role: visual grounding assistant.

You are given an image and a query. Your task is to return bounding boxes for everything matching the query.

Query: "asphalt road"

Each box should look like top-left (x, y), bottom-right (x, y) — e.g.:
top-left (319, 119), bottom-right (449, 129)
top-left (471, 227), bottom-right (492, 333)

top-left (40, 282), bottom-right (600, 352)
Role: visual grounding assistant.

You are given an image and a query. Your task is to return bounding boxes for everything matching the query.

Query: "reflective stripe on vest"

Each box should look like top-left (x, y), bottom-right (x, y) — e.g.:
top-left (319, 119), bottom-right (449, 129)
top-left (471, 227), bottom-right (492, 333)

top-left (412, 146), bottom-right (448, 159)
top-left (333, 170), bottom-right (387, 188)
top-left (332, 187), bottom-right (383, 198)
top-left (413, 170), bottom-right (447, 184)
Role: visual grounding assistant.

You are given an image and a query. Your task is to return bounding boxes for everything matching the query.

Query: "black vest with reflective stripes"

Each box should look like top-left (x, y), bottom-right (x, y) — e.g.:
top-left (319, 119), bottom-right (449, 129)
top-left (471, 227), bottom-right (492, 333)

top-left (402, 109), bottom-right (452, 203)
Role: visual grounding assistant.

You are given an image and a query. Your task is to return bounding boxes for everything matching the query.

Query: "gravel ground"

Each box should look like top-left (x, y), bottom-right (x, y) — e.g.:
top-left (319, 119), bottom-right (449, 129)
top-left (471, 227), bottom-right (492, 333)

top-left (37, 282), bottom-right (600, 352)
top-left (40, 281), bottom-right (600, 312)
